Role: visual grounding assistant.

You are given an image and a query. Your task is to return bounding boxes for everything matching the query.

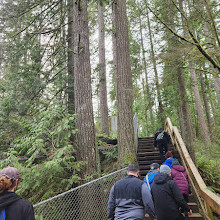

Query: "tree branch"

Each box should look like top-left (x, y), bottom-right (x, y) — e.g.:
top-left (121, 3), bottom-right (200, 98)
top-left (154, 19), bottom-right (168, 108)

top-left (146, 2), bottom-right (220, 73)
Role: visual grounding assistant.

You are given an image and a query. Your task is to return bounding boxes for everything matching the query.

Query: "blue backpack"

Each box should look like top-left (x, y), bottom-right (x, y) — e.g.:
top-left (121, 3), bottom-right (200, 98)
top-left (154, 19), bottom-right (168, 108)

top-left (0, 209), bottom-right (6, 220)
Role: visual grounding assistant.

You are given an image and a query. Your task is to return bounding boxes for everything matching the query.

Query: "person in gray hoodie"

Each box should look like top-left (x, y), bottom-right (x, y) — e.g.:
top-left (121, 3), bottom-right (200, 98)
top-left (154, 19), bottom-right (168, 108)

top-left (107, 164), bottom-right (156, 220)
top-left (0, 167), bottom-right (35, 220)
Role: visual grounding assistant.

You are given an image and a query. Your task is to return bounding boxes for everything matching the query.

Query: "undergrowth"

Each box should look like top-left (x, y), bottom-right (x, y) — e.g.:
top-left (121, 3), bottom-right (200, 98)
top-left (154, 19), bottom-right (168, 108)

top-left (194, 139), bottom-right (220, 193)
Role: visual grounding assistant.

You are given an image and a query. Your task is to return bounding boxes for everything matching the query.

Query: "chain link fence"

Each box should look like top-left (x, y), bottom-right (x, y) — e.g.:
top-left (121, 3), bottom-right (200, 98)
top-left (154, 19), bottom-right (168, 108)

top-left (34, 168), bottom-right (127, 220)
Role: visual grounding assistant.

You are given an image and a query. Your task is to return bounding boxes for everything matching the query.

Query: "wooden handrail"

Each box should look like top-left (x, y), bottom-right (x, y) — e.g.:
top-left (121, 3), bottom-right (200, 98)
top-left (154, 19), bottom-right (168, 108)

top-left (164, 118), bottom-right (220, 216)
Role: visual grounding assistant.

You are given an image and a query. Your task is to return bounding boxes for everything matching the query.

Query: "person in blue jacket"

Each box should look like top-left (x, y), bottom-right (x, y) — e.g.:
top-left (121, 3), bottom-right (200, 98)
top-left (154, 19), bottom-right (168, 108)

top-left (144, 163), bottom-right (160, 190)
top-left (163, 151), bottom-right (174, 168)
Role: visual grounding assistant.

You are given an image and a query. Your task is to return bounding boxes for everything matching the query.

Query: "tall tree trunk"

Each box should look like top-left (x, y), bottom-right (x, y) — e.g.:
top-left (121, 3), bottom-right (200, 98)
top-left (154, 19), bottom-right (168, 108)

top-left (142, 78), bottom-right (148, 136)
top-left (203, 18), bottom-right (220, 107)
top-left (163, 0), bottom-right (196, 162)
top-left (67, 0), bottom-right (74, 114)
top-left (190, 67), bottom-right (210, 145)
top-left (113, 0), bottom-right (136, 165)
top-left (73, 0), bottom-right (96, 175)
top-left (139, 15), bottom-right (154, 133)
top-left (178, 106), bottom-right (186, 141)
top-left (146, 8), bottom-right (164, 124)
top-left (177, 67), bottom-right (196, 162)
top-left (199, 71), bottom-right (214, 141)
top-left (213, 76), bottom-right (220, 106)
top-left (112, 1), bottom-right (117, 99)
top-left (98, 0), bottom-right (109, 135)
top-left (205, 74), bottom-right (218, 126)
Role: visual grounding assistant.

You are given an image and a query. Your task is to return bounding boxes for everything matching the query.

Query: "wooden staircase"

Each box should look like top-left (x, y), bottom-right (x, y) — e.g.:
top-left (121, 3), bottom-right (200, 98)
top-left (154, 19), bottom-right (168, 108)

top-left (137, 137), bottom-right (204, 220)
top-left (137, 137), bottom-right (178, 178)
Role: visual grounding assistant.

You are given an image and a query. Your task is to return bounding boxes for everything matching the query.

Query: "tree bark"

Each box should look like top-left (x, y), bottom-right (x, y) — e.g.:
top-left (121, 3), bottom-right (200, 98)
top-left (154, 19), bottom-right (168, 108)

top-left (73, 0), bottom-right (96, 175)
top-left (112, 1), bottom-right (117, 99)
top-left (199, 71), bottom-right (214, 141)
top-left (98, 0), bottom-right (109, 135)
top-left (67, 0), bottom-right (74, 114)
top-left (146, 8), bottom-right (164, 124)
top-left (178, 106), bottom-right (186, 142)
top-left (139, 14), bottom-right (154, 133)
top-left (190, 66), bottom-right (210, 145)
top-left (113, 0), bottom-right (136, 165)
top-left (142, 78), bottom-right (148, 135)
top-left (177, 67), bottom-right (196, 162)
top-left (213, 76), bottom-right (220, 107)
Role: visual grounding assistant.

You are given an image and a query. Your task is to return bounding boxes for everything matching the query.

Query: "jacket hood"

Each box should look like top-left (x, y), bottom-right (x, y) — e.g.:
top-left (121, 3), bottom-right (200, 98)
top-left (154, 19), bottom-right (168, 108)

top-left (164, 158), bottom-right (174, 168)
top-left (0, 192), bottom-right (21, 210)
top-left (172, 165), bottom-right (185, 172)
top-left (154, 173), bottom-right (171, 184)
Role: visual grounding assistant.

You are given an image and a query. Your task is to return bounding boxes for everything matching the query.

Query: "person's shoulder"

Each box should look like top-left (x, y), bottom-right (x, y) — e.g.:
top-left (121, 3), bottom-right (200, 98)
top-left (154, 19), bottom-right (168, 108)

top-left (155, 131), bottom-right (160, 135)
top-left (14, 197), bottom-right (34, 209)
top-left (167, 178), bottom-right (178, 188)
top-left (132, 177), bottom-right (145, 186)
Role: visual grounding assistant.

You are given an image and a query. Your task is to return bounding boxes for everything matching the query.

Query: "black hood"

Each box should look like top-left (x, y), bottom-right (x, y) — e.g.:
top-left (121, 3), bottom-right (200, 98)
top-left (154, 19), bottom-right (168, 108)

top-left (0, 192), bottom-right (21, 210)
top-left (154, 173), bottom-right (171, 184)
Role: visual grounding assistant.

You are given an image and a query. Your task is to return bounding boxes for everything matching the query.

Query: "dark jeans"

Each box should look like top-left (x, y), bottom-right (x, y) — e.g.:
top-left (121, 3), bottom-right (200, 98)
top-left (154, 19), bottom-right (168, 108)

top-left (176, 213), bottom-right (185, 220)
top-left (158, 143), bottom-right (168, 162)
top-left (179, 194), bottom-right (189, 220)
top-left (183, 194), bottom-right (189, 220)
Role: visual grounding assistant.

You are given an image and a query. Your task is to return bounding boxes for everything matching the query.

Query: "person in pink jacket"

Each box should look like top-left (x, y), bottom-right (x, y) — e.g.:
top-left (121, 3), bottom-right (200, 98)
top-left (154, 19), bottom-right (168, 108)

top-left (171, 159), bottom-right (190, 219)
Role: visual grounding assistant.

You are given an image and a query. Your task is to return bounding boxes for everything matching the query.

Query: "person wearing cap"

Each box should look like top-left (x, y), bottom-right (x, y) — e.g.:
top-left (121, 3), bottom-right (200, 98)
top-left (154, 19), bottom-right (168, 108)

top-left (107, 164), bottom-right (156, 220)
top-left (0, 167), bottom-right (35, 220)
top-left (163, 151), bottom-right (174, 168)
top-left (154, 128), bottom-right (170, 162)
top-left (144, 163), bottom-right (160, 190)
top-left (151, 165), bottom-right (192, 220)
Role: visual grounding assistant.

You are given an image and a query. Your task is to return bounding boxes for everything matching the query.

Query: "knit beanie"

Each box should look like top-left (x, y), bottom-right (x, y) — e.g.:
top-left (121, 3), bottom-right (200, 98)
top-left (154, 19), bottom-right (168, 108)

top-left (172, 159), bottom-right (180, 166)
top-left (160, 165), bottom-right (171, 175)
top-left (165, 151), bottom-right (173, 159)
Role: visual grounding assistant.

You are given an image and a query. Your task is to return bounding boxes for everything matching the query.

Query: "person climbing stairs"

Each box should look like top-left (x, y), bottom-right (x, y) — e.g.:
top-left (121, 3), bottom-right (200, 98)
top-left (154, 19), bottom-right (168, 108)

top-left (137, 137), bottom-right (204, 220)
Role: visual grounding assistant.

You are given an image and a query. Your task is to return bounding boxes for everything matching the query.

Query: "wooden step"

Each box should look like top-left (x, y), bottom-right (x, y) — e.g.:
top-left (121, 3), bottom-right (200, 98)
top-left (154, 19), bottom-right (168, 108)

top-left (145, 212), bottom-right (204, 219)
top-left (188, 203), bottom-right (199, 213)
top-left (138, 137), bottom-right (154, 140)
top-left (137, 147), bottom-right (175, 152)
top-left (139, 160), bottom-right (162, 165)
top-left (137, 151), bottom-right (160, 156)
top-left (187, 213), bottom-right (204, 219)
top-left (137, 155), bottom-right (161, 160)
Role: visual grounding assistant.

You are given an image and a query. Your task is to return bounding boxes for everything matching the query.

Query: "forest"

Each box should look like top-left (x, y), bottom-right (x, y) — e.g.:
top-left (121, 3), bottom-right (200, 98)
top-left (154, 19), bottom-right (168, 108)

top-left (0, 0), bottom-right (219, 204)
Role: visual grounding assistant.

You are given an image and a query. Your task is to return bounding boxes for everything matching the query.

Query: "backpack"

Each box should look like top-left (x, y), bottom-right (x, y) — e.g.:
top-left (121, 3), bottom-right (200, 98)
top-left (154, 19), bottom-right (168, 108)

top-left (156, 131), bottom-right (165, 141)
top-left (0, 209), bottom-right (6, 220)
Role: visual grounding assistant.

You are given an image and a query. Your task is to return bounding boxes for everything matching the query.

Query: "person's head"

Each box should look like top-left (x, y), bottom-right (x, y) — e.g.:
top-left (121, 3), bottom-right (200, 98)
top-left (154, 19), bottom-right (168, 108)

top-left (160, 165), bottom-right (171, 176)
top-left (127, 164), bottom-right (139, 177)
top-left (159, 128), bottom-right (163, 132)
top-left (0, 167), bottom-right (20, 194)
top-left (172, 159), bottom-right (180, 166)
top-left (150, 163), bottom-right (160, 171)
top-left (165, 151), bottom-right (173, 159)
